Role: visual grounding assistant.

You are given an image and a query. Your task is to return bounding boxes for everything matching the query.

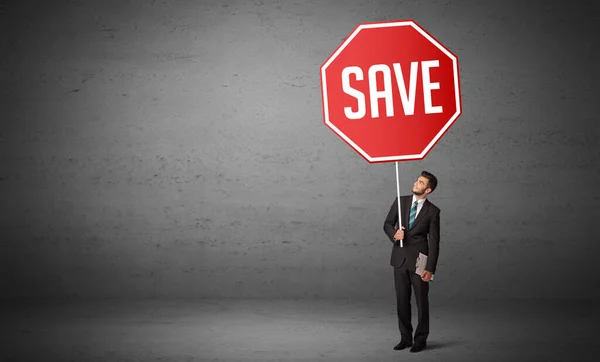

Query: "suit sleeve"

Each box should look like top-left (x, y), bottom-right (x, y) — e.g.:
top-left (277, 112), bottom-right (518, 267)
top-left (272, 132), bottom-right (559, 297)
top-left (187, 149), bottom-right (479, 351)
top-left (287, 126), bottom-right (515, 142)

top-left (383, 197), bottom-right (399, 243)
top-left (425, 209), bottom-right (440, 273)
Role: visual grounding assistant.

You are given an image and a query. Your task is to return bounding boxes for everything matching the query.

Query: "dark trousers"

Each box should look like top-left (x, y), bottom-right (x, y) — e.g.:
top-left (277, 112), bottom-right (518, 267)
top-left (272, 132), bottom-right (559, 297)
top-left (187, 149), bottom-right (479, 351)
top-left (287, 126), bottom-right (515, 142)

top-left (394, 266), bottom-right (429, 343)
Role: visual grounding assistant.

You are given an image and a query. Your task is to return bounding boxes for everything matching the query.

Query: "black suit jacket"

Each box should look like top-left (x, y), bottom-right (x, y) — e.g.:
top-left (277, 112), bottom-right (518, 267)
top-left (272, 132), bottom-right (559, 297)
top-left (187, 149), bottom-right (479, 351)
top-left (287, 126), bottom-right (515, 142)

top-left (383, 195), bottom-right (441, 273)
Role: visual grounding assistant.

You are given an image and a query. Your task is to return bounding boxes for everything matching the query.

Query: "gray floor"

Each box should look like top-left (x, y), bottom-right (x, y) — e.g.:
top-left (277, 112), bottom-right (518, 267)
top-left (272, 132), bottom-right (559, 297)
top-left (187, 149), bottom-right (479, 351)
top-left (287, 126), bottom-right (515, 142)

top-left (2, 298), bottom-right (597, 362)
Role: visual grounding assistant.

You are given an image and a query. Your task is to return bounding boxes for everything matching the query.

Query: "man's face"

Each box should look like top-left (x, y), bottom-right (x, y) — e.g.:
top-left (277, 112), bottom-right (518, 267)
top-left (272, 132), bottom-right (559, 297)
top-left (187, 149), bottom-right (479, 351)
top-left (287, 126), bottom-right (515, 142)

top-left (412, 176), bottom-right (430, 196)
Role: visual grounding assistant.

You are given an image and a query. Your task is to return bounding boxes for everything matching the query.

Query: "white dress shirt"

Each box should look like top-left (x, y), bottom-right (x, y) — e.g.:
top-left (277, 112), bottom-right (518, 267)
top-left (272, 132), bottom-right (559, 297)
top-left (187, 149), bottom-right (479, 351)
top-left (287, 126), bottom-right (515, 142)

top-left (411, 195), bottom-right (426, 219)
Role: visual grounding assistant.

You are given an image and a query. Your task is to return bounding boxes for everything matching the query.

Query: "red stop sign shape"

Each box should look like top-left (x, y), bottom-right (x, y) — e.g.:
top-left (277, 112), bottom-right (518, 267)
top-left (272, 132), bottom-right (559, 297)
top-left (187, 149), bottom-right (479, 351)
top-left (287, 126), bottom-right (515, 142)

top-left (321, 20), bottom-right (461, 163)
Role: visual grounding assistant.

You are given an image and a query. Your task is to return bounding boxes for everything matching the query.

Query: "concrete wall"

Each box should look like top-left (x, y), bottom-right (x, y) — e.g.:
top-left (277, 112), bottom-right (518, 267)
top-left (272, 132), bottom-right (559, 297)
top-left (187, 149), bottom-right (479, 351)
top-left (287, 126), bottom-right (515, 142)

top-left (2, 0), bottom-right (599, 301)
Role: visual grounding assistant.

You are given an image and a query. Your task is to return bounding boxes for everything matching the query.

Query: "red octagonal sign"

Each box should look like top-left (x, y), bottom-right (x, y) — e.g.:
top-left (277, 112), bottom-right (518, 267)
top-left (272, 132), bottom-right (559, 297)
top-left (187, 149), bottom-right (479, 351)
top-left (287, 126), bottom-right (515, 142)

top-left (321, 20), bottom-right (461, 163)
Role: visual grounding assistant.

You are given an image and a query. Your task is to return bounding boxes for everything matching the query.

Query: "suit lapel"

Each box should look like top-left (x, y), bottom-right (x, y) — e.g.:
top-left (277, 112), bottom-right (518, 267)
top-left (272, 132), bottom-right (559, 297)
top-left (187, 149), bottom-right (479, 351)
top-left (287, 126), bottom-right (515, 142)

top-left (402, 195), bottom-right (411, 229)
top-left (409, 199), bottom-right (430, 229)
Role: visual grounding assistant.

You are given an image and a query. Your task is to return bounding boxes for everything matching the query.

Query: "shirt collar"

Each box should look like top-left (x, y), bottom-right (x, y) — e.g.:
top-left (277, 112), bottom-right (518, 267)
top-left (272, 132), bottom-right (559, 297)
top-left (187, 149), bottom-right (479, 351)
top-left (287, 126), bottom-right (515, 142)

top-left (412, 195), bottom-right (426, 205)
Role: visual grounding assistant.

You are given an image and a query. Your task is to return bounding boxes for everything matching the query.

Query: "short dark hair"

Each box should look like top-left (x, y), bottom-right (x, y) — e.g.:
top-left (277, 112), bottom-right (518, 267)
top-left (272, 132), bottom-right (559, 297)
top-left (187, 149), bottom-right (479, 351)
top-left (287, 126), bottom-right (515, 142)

top-left (421, 171), bottom-right (438, 193)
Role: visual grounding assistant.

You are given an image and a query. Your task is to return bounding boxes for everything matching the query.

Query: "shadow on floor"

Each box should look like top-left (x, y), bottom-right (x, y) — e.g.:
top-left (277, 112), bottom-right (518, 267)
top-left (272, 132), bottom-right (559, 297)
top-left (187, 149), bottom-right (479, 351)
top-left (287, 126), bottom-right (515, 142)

top-left (426, 340), bottom-right (465, 350)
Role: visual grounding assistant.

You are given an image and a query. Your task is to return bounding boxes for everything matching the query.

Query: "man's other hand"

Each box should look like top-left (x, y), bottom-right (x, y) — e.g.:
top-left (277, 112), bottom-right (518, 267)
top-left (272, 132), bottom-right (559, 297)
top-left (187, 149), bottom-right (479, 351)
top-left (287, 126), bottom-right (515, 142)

top-left (421, 270), bottom-right (433, 282)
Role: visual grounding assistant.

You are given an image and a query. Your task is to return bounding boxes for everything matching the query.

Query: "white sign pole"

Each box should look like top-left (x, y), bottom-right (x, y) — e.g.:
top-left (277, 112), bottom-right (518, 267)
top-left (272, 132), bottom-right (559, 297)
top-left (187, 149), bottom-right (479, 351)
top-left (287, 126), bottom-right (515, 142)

top-left (395, 161), bottom-right (403, 247)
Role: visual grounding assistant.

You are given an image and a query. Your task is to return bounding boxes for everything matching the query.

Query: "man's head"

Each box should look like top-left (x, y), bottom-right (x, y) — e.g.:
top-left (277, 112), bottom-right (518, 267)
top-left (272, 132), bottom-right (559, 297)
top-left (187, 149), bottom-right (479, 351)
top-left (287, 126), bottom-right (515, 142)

top-left (411, 171), bottom-right (438, 198)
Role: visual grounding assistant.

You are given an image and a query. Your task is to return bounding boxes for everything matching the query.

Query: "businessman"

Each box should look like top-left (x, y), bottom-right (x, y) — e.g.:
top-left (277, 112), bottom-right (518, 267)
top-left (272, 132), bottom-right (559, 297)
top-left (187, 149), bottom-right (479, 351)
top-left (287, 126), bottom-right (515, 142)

top-left (383, 171), bottom-right (440, 353)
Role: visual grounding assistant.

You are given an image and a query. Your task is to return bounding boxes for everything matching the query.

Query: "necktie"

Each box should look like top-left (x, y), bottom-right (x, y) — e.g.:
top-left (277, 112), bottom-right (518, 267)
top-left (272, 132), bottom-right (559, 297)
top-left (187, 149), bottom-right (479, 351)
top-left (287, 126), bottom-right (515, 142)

top-left (408, 200), bottom-right (418, 229)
